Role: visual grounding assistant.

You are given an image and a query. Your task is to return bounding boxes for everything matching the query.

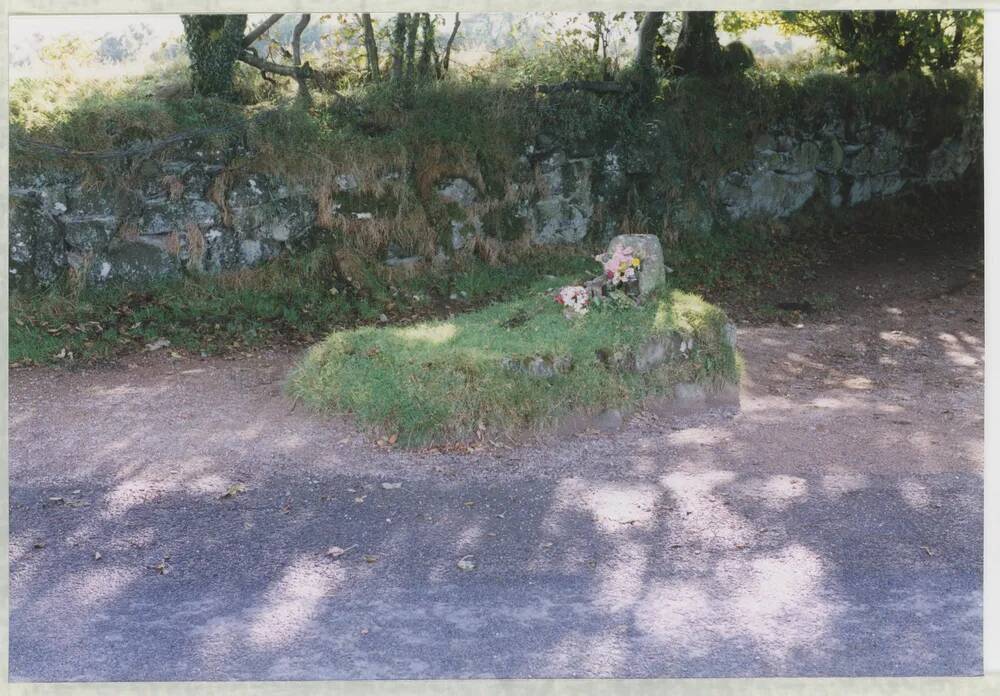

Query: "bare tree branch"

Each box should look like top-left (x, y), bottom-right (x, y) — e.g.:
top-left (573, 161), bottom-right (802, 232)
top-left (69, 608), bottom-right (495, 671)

top-left (443, 13), bottom-right (460, 74)
top-left (239, 49), bottom-right (302, 79)
top-left (292, 14), bottom-right (310, 67)
top-left (243, 14), bottom-right (283, 48)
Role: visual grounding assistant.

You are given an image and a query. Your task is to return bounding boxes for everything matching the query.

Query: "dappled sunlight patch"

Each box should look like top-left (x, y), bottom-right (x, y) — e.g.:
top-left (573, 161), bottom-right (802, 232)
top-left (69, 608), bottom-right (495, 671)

top-left (539, 629), bottom-right (629, 676)
top-left (810, 395), bottom-right (862, 410)
top-left (106, 526), bottom-right (157, 552)
top-left (549, 478), bottom-right (661, 533)
top-left (937, 332), bottom-right (981, 369)
top-left (102, 456), bottom-right (231, 518)
top-left (103, 476), bottom-right (166, 518)
top-left (660, 470), bottom-right (754, 549)
top-left (32, 563), bottom-right (144, 620)
top-left (740, 475), bottom-right (808, 510)
top-left (85, 383), bottom-right (172, 407)
top-left (247, 555), bottom-right (344, 650)
top-left (635, 545), bottom-right (842, 665)
top-left (739, 393), bottom-right (797, 414)
top-left (898, 478), bottom-right (932, 509)
top-left (957, 331), bottom-right (982, 347)
top-left (820, 472), bottom-right (870, 497)
top-left (188, 473), bottom-right (229, 495)
top-left (455, 523), bottom-right (484, 552)
top-left (841, 375), bottom-right (874, 390)
top-left (880, 329), bottom-right (920, 349)
top-left (783, 352), bottom-right (827, 372)
top-left (585, 484), bottom-right (661, 532)
top-left (10, 531), bottom-right (46, 566)
top-left (392, 322), bottom-right (458, 346)
top-left (667, 426), bottom-right (731, 447)
top-left (593, 538), bottom-right (649, 614)
top-left (908, 430), bottom-right (938, 450)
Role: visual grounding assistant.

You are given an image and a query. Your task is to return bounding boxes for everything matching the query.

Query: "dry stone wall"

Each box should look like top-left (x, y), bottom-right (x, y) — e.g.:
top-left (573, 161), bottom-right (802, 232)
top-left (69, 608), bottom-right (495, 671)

top-left (9, 91), bottom-right (981, 291)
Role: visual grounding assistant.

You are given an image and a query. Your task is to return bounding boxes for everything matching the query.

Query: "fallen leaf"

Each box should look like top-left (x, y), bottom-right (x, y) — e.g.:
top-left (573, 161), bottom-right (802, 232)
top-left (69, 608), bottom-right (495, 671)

top-left (921, 545), bottom-right (936, 557)
top-left (220, 483), bottom-right (247, 500)
top-left (463, 501), bottom-right (475, 508)
top-left (381, 482), bottom-right (402, 490)
top-left (94, 551), bottom-right (102, 561)
top-left (48, 496), bottom-right (65, 504)
top-left (325, 545), bottom-right (356, 559)
top-left (169, 351), bottom-right (183, 359)
top-left (145, 337), bottom-right (171, 352)
top-left (354, 496), bottom-right (366, 504)
top-left (33, 541), bottom-right (46, 550)
top-left (457, 555), bottom-right (476, 571)
top-left (149, 560), bottom-right (170, 575)
top-left (363, 555), bottom-right (378, 563)
top-left (388, 433), bottom-right (398, 445)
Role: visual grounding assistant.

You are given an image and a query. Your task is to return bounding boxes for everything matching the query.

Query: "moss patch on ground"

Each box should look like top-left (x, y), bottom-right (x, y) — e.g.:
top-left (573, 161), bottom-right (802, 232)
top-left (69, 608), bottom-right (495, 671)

top-left (288, 281), bottom-right (737, 447)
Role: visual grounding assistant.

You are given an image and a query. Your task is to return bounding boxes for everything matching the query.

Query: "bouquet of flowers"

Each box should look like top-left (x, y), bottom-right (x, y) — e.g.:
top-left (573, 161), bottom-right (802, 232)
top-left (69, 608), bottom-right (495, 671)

top-left (596, 245), bottom-right (641, 287)
top-left (554, 285), bottom-right (590, 315)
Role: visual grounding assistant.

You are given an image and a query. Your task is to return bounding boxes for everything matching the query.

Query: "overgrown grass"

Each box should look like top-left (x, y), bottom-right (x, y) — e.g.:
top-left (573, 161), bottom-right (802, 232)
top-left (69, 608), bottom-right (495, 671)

top-left (9, 245), bottom-right (597, 366)
top-left (288, 280), bottom-right (736, 447)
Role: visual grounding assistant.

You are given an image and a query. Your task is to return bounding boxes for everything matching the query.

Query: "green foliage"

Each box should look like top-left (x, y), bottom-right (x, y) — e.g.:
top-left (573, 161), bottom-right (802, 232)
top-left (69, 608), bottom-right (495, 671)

top-left (9, 246), bottom-right (594, 367)
top-left (289, 281), bottom-right (736, 446)
top-left (472, 45), bottom-right (609, 87)
top-left (723, 10), bottom-right (983, 74)
top-left (721, 41), bottom-right (756, 73)
top-left (181, 14), bottom-right (248, 97)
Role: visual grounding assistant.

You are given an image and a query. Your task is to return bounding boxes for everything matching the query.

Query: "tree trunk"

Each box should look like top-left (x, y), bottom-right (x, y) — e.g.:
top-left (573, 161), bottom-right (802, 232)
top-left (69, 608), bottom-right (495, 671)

top-left (418, 13), bottom-right (435, 79)
top-left (291, 14), bottom-right (312, 105)
top-left (181, 14), bottom-right (248, 98)
top-left (405, 14), bottom-right (420, 82)
top-left (635, 11), bottom-right (664, 96)
top-left (391, 13), bottom-right (408, 82)
top-left (636, 12), bottom-right (664, 77)
top-left (442, 13), bottom-right (460, 74)
top-left (361, 13), bottom-right (381, 82)
top-left (673, 11), bottom-right (722, 76)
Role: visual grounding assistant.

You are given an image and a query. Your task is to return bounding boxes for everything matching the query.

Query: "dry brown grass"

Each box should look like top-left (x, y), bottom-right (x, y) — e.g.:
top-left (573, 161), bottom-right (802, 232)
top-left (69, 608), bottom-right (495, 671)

top-left (164, 231), bottom-right (182, 258)
top-left (118, 220), bottom-right (140, 242)
top-left (209, 171), bottom-right (233, 227)
top-left (415, 142), bottom-right (485, 201)
top-left (66, 252), bottom-right (94, 297)
top-left (185, 223), bottom-right (206, 271)
top-left (162, 175), bottom-right (185, 201)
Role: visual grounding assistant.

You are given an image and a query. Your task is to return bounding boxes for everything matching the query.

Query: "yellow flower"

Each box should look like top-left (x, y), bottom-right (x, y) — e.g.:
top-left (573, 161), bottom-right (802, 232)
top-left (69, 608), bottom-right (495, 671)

top-left (631, 258), bottom-right (640, 267)
top-left (618, 262), bottom-right (627, 272)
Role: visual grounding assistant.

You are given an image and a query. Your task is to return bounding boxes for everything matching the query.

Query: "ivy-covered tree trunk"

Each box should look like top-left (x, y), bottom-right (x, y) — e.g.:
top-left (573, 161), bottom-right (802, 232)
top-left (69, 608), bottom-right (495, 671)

top-left (404, 14), bottom-right (420, 82)
top-left (181, 14), bottom-right (248, 98)
top-left (361, 13), bottom-right (381, 82)
top-left (390, 13), bottom-right (408, 82)
top-left (636, 12), bottom-right (664, 77)
top-left (673, 11), bottom-right (723, 76)
top-left (418, 13), bottom-right (435, 79)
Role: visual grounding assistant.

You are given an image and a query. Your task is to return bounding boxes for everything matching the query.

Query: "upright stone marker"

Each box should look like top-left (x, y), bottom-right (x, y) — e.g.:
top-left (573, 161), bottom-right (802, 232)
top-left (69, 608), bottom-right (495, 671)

top-left (605, 234), bottom-right (667, 300)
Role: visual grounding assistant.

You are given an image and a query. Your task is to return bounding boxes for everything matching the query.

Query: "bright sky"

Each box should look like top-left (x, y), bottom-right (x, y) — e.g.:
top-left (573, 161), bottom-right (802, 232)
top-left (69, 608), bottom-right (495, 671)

top-left (9, 13), bottom-right (814, 79)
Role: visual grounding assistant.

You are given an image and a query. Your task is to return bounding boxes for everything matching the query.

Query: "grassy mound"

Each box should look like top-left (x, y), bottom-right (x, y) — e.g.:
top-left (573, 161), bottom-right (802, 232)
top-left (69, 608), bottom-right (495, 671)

top-left (289, 280), bottom-right (738, 447)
